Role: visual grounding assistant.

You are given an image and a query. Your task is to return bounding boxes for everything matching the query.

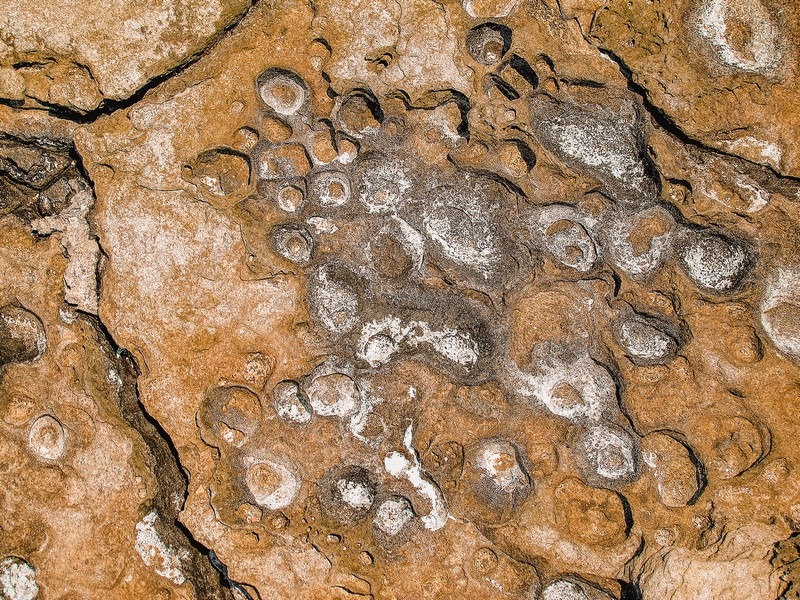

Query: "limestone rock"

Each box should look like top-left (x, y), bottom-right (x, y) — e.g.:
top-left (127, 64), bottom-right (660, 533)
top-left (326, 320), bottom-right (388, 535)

top-left (566, 0), bottom-right (800, 177)
top-left (0, 216), bottom-right (226, 598)
top-left (0, 0), bottom-right (252, 112)
top-left (2, 0), bottom-right (800, 597)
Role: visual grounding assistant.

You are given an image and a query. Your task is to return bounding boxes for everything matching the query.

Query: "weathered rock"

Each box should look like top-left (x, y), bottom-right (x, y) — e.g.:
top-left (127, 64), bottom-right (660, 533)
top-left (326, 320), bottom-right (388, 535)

top-left (634, 525), bottom-right (787, 599)
top-left (641, 432), bottom-right (701, 507)
top-left (0, 0), bottom-right (252, 112)
top-left (2, 0), bottom-right (800, 596)
top-left (0, 216), bottom-right (227, 598)
top-left (567, 0), bottom-right (800, 177)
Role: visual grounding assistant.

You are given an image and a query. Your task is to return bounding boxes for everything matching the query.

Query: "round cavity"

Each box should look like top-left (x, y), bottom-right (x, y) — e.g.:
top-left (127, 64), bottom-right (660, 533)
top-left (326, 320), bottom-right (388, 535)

top-left (273, 380), bottom-right (312, 424)
top-left (233, 126), bottom-right (260, 152)
top-left (679, 231), bottom-right (749, 293)
top-left (318, 465), bottom-right (376, 524)
top-left (336, 477), bottom-right (375, 510)
top-left (433, 331), bottom-right (480, 368)
top-left (245, 458), bottom-right (301, 510)
top-left (615, 318), bottom-right (677, 364)
top-left (694, 0), bottom-right (783, 75)
top-left (580, 424), bottom-right (638, 482)
top-left (374, 496), bottom-right (415, 536)
top-left (276, 183), bottom-right (305, 212)
top-left (0, 556), bottom-right (38, 600)
top-left (542, 579), bottom-right (589, 600)
top-left (197, 386), bottom-right (262, 448)
top-left (310, 171), bottom-right (351, 207)
top-left (257, 68), bottom-right (308, 115)
top-left (271, 224), bottom-right (314, 265)
top-left (28, 415), bottom-right (66, 461)
top-left (544, 219), bottom-right (597, 272)
top-left (466, 23), bottom-right (512, 65)
top-left (536, 351), bottom-right (617, 421)
top-left (534, 208), bottom-right (598, 281)
top-left (305, 372), bottom-right (360, 418)
top-left (474, 439), bottom-right (529, 494)
top-left (0, 305), bottom-right (46, 367)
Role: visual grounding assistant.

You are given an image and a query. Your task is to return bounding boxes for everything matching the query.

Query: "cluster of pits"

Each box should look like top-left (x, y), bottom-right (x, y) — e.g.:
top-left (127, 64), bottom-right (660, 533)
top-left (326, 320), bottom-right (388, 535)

top-left (0, 305), bottom-right (69, 467)
top-left (197, 379), bottom-right (440, 545)
top-left (179, 26), bottom-right (793, 593)
top-left (0, 3), bottom-right (795, 596)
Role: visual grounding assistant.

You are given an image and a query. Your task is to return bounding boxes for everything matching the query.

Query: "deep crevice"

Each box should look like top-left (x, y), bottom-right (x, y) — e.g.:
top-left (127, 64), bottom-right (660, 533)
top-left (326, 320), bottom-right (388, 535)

top-left (73, 117), bottom-right (254, 591)
top-left (5, 0), bottom-right (260, 126)
top-left (596, 47), bottom-right (800, 184)
top-left (620, 579), bottom-right (643, 600)
top-left (209, 550), bottom-right (259, 600)
top-left (81, 310), bottom-right (236, 599)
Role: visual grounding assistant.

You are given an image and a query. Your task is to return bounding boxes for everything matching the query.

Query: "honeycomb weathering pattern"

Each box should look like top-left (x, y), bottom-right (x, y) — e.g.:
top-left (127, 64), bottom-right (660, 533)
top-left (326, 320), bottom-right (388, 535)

top-left (2, 0), bottom-right (800, 598)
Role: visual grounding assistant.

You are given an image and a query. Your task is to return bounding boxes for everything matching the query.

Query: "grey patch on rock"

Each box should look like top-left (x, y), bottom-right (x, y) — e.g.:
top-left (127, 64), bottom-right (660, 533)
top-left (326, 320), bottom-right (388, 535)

top-left (531, 96), bottom-right (659, 206)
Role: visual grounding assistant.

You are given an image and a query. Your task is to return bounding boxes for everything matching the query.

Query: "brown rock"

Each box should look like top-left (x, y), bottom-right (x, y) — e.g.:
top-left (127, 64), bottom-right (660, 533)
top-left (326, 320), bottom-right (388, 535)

top-left (568, 0), bottom-right (800, 177)
top-left (3, 0), bottom-right (800, 596)
top-left (641, 432), bottom-right (701, 507)
top-left (0, 216), bottom-right (226, 598)
top-left (0, 0), bottom-right (252, 112)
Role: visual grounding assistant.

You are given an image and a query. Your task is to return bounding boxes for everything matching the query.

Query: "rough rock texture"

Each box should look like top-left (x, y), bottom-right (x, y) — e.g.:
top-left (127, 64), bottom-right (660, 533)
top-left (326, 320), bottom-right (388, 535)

top-left (0, 0), bottom-right (252, 113)
top-left (2, 0), bottom-right (800, 598)
top-left (0, 210), bottom-right (228, 598)
top-left (564, 0), bottom-right (800, 177)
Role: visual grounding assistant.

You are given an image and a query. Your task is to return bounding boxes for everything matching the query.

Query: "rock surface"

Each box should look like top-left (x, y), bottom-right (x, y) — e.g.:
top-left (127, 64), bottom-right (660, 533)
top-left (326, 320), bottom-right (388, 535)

top-left (565, 0), bottom-right (800, 177)
top-left (2, 0), bottom-right (800, 598)
top-left (0, 0), bottom-right (252, 113)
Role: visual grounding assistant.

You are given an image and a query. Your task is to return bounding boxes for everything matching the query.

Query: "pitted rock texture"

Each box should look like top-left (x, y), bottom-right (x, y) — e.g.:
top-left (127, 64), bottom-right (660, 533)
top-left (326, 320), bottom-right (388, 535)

top-left (2, 0), bottom-right (800, 598)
